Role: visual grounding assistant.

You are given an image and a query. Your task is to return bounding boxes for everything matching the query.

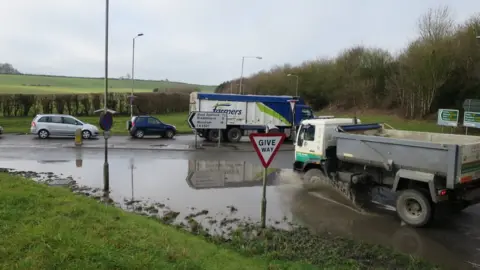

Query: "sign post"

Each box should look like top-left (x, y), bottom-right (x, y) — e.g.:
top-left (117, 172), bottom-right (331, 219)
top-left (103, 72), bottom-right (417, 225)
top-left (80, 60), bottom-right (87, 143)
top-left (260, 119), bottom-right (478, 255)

top-left (288, 99), bottom-right (297, 141)
top-left (437, 109), bottom-right (459, 133)
top-left (188, 111), bottom-right (227, 148)
top-left (249, 133), bottom-right (286, 228)
top-left (99, 111), bottom-right (113, 191)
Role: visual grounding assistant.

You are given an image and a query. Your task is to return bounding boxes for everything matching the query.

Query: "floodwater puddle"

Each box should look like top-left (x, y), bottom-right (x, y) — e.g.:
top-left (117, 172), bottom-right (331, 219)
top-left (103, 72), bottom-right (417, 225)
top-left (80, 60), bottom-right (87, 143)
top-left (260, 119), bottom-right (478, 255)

top-left (0, 152), bottom-right (296, 235)
top-left (2, 150), bottom-right (480, 269)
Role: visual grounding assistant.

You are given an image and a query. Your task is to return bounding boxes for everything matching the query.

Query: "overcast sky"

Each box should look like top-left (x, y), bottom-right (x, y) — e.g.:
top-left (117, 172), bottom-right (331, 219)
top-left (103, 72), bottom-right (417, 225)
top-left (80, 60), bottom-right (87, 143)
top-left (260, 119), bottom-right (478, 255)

top-left (1, 0), bottom-right (479, 85)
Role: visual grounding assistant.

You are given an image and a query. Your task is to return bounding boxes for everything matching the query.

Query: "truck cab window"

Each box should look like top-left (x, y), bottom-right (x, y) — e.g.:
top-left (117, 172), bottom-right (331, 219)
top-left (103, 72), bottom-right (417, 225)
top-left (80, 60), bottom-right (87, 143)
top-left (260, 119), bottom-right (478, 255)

top-left (301, 109), bottom-right (313, 119)
top-left (304, 125), bottom-right (315, 141)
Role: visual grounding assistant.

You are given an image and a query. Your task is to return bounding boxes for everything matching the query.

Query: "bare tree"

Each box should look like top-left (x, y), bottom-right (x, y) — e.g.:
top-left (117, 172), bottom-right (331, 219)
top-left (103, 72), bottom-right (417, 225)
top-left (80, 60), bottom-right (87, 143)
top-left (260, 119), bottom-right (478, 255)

top-left (418, 6), bottom-right (455, 42)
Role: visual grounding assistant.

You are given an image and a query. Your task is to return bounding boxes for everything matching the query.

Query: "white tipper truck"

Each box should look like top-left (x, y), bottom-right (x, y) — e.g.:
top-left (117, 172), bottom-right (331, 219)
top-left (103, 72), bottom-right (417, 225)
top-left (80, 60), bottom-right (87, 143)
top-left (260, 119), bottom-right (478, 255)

top-left (293, 117), bottom-right (480, 227)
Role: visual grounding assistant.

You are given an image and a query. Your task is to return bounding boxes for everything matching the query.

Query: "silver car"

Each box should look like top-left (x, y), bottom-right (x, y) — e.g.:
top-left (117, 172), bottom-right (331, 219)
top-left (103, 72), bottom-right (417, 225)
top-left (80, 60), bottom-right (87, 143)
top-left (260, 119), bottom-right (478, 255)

top-left (30, 114), bottom-right (99, 139)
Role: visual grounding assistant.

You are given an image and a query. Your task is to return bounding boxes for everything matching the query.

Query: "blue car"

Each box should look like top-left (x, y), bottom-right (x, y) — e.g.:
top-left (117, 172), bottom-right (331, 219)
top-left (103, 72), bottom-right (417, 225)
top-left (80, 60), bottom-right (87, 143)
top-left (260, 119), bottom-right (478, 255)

top-left (127, 116), bottom-right (176, 139)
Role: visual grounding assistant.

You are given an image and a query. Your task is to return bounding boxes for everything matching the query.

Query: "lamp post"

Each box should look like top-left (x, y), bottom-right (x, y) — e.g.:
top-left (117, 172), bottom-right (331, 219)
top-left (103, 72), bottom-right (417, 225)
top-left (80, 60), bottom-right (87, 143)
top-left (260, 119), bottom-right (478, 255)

top-left (287, 74), bottom-right (299, 97)
top-left (130, 33), bottom-right (144, 118)
top-left (239, 56), bottom-right (262, 95)
top-left (103, 0), bottom-right (110, 192)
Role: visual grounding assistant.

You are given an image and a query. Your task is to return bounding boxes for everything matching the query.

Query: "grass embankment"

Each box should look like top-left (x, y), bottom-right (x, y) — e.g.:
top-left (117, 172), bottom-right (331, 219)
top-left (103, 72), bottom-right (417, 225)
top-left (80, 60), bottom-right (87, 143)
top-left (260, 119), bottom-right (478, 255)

top-left (0, 173), bottom-right (438, 269)
top-left (0, 74), bottom-right (216, 94)
top-left (0, 173), bottom-right (302, 269)
top-left (0, 112), bottom-right (191, 135)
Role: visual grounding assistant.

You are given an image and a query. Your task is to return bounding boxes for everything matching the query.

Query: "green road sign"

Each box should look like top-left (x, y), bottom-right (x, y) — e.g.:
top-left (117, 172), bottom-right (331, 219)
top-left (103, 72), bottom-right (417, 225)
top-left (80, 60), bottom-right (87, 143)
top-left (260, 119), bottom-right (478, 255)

top-left (464, 111), bottom-right (480, 128)
top-left (437, 109), bottom-right (459, 127)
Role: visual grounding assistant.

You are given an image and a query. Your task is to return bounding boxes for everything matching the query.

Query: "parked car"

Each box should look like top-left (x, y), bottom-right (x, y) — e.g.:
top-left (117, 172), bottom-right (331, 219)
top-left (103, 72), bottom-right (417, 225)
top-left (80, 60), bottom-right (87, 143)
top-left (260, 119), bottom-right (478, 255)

top-left (127, 115), bottom-right (176, 139)
top-left (30, 114), bottom-right (99, 139)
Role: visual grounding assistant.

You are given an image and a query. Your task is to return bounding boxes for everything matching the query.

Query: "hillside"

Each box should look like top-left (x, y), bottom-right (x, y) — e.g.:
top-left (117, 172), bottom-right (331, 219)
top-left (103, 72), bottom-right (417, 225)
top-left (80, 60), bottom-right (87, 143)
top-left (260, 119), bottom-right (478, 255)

top-left (0, 74), bottom-right (216, 94)
top-left (216, 7), bottom-right (480, 120)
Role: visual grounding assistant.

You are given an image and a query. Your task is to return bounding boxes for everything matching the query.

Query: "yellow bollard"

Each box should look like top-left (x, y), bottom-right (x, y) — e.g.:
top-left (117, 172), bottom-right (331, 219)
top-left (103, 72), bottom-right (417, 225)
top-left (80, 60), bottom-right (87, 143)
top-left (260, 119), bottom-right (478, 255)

top-left (75, 148), bottom-right (83, 168)
top-left (75, 128), bottom-right (83, 146)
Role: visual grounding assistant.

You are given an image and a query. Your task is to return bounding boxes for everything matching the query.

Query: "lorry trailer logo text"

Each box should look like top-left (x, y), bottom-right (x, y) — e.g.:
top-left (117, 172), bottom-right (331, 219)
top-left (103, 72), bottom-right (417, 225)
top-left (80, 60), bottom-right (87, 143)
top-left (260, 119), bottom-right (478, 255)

top-left (212, 103), bottom-right (242, 115)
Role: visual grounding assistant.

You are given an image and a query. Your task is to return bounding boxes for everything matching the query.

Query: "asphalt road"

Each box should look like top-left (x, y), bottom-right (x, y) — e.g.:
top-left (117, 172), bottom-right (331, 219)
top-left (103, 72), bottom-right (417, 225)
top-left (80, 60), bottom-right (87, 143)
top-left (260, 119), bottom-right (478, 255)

top-left (0, 134), bottom-right (295, 152)
top-left (1, 135), bottom-right (480, 269)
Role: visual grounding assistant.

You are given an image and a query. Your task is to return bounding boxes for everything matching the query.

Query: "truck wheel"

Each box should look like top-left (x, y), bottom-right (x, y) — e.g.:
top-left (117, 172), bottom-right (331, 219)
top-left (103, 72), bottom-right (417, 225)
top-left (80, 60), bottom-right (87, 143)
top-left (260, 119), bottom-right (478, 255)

top-left (227, 128), bottom-right (242, 143)
top-left (207, 129), bottom-right (220, 142)
top-left (396, 189), bottom-right (433, 227)
top-left (302, 168), bottom-right (328, 189)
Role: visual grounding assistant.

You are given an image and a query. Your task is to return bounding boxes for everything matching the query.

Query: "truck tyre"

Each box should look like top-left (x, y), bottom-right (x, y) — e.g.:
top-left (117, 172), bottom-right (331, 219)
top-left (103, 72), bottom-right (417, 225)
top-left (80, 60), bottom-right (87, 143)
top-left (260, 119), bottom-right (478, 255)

top-left (396, 189), bottom-right (433, 227)
top-left (207, 129), bottom-right (220, 142)
top-left (227, 128), bottom-right (242, 143)
top-left (302, 168), bottom-right (328, 189)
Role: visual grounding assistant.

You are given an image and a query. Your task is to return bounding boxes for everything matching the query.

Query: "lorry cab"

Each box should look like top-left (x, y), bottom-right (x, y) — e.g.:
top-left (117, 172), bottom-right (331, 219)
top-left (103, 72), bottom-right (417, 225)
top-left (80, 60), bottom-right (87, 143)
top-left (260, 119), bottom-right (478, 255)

top-left (294, 117), bottom-right (359, 171)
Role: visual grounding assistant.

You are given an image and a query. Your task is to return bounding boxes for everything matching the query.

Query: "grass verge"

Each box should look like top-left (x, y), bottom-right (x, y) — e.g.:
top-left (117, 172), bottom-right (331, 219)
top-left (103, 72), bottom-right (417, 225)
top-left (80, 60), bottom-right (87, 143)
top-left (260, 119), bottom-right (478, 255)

top-left (0, 173), bottom-right (307, 270)
top-left (0, 172), bottom-right (438, 269)
top-left (0, 112), bottom-right (192, 135)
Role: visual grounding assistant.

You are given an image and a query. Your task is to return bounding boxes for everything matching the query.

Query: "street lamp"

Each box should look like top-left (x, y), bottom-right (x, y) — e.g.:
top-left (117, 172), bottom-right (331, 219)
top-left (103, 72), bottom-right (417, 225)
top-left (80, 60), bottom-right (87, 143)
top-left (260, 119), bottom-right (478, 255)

top-left (103, 0), bottom-right (110, 192)
top-left (130, 33), bottom-right (144, 118)
top-left (287, 74), bottom-right (299, 96)
top-left (239, 56), bottom-right (262, 95)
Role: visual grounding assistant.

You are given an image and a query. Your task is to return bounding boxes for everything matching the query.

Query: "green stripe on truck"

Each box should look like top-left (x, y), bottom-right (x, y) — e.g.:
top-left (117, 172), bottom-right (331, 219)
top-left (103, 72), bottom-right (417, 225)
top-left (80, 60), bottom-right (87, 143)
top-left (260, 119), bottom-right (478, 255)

top-left (255, 102), bottom-right (290, 125)
top-left (295, 152), bottom-right (322, 163)
top-left (461, 160), bottom-right (480, 174)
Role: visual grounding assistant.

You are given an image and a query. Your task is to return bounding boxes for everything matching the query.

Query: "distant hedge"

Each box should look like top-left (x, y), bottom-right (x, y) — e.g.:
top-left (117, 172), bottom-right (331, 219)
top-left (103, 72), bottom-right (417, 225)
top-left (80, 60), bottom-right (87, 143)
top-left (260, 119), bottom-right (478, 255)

top-left (0, 92), bottom-right (190, 117)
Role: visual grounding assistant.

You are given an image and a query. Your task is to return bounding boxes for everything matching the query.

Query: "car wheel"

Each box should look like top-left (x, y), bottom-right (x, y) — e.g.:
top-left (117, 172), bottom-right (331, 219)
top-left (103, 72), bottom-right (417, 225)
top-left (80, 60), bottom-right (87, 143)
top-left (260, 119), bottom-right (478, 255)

top-left (165, 129), bottom-right (175, 139)
top-left (82, 130), bottom-right (92, 140)
top-left (135, 129), bottom-right (145, 139)
top-left (38, 129), bottom-right (50, 139)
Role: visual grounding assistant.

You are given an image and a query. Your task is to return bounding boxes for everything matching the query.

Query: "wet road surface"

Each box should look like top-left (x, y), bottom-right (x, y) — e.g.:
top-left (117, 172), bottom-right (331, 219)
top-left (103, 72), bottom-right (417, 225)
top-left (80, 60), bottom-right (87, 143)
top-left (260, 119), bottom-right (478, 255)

top-left (1, 147), bottom-right (480, 269)
top-left (0, 134), bottom-right (293, 151)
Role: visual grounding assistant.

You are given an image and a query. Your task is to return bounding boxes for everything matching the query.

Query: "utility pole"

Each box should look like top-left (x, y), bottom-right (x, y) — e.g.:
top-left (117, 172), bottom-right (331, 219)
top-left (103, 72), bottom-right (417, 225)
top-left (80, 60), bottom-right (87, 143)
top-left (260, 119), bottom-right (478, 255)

top-left (130, 33), bottom-right (144, 118)
top-left (103, 0), bottom-right (110, 192)
top-left (238, 56), bottom-right (262, 95)
top-left (287, 74), bottom-right (299, 96)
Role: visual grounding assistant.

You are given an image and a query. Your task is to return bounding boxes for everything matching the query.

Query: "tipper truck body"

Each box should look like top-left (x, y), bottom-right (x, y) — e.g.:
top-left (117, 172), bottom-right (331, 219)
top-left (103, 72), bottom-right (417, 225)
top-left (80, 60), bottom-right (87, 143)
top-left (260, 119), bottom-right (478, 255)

top-left (294, 117), bottom-right (480, 227)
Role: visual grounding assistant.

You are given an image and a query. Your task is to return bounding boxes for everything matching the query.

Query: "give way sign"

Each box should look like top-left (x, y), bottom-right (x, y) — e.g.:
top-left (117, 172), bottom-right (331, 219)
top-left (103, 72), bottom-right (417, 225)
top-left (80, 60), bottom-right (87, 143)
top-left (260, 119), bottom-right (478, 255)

top-left (249, 133), bottom-right (286, 168)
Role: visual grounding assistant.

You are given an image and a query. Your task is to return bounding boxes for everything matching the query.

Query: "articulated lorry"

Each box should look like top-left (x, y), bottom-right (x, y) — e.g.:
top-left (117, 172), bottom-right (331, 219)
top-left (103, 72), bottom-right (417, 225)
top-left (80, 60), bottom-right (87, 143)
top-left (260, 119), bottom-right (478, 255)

top-left (189, 92), bottom-right (315, 142)
top-left (293, 117), bottom-right (480, 227)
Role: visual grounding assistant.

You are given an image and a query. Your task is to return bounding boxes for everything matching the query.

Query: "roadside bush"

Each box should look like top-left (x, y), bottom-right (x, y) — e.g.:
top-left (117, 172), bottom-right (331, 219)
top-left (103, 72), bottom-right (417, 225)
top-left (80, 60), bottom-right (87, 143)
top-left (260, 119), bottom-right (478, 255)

top-left (0, 92), bottom-right (191, 117)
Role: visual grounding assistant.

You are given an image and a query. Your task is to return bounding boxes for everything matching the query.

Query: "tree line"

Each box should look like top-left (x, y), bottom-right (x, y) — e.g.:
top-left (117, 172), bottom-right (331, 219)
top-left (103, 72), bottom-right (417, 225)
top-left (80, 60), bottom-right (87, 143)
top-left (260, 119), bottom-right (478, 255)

top-left (0, 92), bottom-right (190, 117)
top-left (216, 7), bottom-right (480, 119)
top-left (0, 63), bottom-right (21, 75)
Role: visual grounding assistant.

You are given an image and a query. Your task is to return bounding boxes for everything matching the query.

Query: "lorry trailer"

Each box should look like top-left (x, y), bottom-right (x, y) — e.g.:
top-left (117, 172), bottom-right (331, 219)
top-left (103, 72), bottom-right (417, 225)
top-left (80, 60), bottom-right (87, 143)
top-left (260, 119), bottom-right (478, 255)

top-left (293, 117), bottom-right (480, 227)
top-left (189, 92), bottom-right (315, 142)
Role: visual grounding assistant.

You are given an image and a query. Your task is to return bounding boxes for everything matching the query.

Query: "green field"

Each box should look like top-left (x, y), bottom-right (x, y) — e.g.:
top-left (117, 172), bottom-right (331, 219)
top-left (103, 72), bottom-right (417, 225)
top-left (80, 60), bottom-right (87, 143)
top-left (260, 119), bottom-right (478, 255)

top-left (0, 113), bottom-right (191, 135)
top-left (0, 74), bottom-right (216, 94)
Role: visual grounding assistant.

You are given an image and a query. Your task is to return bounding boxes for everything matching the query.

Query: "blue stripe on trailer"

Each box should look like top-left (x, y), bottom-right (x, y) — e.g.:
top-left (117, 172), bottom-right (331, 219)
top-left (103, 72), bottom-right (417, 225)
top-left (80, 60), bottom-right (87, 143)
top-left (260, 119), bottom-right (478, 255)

top-left (197, 93), bottom-right (306, 104)
top-left (338, 123), bottom-right (382, 132)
